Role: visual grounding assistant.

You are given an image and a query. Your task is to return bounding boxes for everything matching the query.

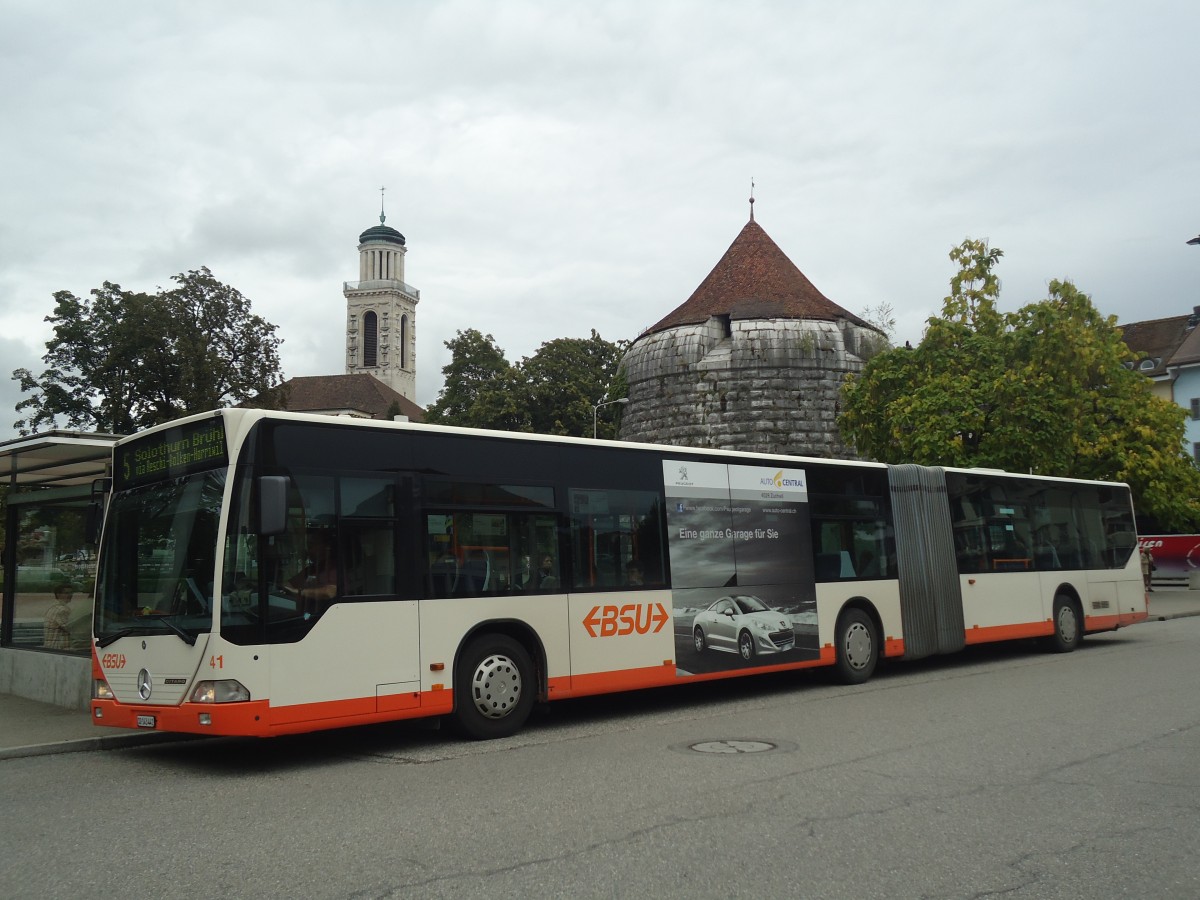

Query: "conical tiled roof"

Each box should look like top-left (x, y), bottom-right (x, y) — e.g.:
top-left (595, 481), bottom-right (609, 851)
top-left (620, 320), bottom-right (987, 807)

top-left (645, 219), bottom-right (868, 334)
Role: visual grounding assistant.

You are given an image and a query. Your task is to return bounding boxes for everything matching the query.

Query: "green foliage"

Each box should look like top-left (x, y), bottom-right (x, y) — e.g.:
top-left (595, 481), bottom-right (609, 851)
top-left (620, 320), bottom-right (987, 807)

top-left (523, 330), bottom-right (629, 437)
top-left (13, 268), bottom-right (284, 435)
top-left (857, 302), bottom-right (896, 360)
top-left (424, 328), bottom-right (628, 438)
top-left (423, 330), bottom-right (520, 430)
top-left (840, 239), bottom-right (1200, 531)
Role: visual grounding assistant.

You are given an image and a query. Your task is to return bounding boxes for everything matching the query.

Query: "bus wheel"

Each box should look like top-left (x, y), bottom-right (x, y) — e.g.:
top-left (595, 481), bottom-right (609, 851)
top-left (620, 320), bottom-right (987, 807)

top-left (834, 608), bottom-right (878, 684)
top-left (738, 630), bottom-right (755, 660)
top-left (693, 627), bottom-right (707, 653)
top-left (452, 634), bottom-right (535, 740)
top-left (1049, 595), bottom-right (1082, 653)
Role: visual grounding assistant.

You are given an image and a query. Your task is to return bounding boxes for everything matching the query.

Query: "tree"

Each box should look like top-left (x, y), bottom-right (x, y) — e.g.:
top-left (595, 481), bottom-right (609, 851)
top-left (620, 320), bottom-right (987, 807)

top-left (839, 239), bottom-right (1200, 531)
top-left (423, 330), bottom-right (525, 430)
top-left (13, 268), bottom-right (284, 435)
top-left (164, 268), bottom-right (286, 415)
top-left (522, 330), bottom-right (628, 437)
top-left (424, 328), bottom-right (629, 437)
top-left (857, 301), bottom-right (897, 360)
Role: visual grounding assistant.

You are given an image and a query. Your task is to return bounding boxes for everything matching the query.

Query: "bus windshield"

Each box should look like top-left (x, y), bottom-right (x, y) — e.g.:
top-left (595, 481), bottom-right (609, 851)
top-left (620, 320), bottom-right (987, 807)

top-left (94, 470), bottom-right (226, 646)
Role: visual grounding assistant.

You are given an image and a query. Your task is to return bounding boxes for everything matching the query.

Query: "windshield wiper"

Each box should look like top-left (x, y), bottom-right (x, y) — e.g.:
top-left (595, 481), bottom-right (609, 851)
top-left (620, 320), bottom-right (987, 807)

top-left (97, 617), bottom-right (198, 647)
top-left (96, 628), bottom-right (135, 649)
top-left (133, 614), bottom-right (198, 646)
top-left (96, 615), bottom-right (198, 647)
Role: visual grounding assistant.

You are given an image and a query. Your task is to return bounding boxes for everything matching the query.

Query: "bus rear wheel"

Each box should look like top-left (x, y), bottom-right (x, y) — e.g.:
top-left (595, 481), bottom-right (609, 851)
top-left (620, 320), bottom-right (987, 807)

top-left (834, 608), bottom-right (878, 685)
top-left (452, 634), bottom-right (535, 740)
top-left (1049, 595), bottom-right (1082, 653)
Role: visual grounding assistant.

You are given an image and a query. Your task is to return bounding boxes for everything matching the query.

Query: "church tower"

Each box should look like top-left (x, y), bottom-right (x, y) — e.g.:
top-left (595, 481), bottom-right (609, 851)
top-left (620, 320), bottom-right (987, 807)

top-left (344, 193), bottom-right (418, 400)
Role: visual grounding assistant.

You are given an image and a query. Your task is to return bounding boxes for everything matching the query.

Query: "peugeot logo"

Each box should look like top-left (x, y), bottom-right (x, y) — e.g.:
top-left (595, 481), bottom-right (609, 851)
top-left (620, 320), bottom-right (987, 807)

top-left (137, 668), bottom-right (153, 701)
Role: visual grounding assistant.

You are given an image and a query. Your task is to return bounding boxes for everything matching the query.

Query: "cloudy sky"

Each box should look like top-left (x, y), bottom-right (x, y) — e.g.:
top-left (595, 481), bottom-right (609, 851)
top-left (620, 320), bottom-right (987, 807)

top-left (2, 1), bottom-right (1198, 441)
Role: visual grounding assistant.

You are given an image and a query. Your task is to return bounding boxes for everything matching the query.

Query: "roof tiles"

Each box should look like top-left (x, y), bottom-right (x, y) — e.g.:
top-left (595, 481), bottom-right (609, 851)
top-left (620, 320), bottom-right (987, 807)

top-left (645, 219), bottom-right (868, 334)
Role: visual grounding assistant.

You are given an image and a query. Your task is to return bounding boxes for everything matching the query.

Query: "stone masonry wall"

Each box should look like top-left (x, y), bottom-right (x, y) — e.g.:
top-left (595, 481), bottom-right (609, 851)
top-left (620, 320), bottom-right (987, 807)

top-left (619, 317), bottom-right (876, 459)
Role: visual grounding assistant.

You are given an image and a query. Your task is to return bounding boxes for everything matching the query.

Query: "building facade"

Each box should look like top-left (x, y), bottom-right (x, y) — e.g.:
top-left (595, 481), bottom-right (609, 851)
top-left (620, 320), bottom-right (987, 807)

top-left (1121, 308), bottom-right (1200, 461)
top-left (619, 215), bottom-right (884, 459)
top-left (344, 209), bottom-right (419, 401)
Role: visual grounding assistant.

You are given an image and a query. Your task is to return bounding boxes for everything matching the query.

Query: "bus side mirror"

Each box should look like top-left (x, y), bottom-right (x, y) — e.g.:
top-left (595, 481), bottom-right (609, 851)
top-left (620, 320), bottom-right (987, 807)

top-left (85, 477), bottom-right (113, 545)
top-left (258, 476), bottom-right (290, 537)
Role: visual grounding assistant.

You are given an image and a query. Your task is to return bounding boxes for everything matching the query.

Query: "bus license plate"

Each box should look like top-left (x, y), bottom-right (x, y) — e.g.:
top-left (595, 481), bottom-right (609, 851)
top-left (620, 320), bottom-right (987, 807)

top-left (136, 715), bottom-right (156, 729)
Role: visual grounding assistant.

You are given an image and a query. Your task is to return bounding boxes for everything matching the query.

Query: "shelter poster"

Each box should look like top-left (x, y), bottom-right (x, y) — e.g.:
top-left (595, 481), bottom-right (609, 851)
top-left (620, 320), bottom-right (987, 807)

top-left (663, 460), bottom-right (818, 676)
top-left (1139, 535), bottom-right (1200, 581)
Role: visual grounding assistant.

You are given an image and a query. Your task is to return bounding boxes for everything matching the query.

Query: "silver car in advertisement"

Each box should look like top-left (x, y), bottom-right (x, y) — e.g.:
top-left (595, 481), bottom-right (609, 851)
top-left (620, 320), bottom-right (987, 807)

top-left (692, 595), bottom-right (795, 660)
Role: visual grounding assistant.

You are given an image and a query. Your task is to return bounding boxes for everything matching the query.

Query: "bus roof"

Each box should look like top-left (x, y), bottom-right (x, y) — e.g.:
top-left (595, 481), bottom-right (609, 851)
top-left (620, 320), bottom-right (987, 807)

top-left (114, 407), bottom-right (1129, 490)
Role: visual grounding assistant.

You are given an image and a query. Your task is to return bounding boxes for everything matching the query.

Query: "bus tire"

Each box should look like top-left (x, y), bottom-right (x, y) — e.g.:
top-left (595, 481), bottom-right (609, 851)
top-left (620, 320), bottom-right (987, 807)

top-left (834, 608), bottom-right (878, 685)
top-left (738, 630), bottom-right (756, 660)
top-left (1049, 595), bottom-right (1082, 653)
top-left (452, 634), bottom-right (535, 740)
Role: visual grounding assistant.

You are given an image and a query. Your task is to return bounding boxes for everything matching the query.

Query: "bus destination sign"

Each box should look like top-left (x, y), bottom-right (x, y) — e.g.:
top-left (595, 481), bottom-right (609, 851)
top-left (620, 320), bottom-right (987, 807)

top-left (116, 417), bottom-right (228, 489)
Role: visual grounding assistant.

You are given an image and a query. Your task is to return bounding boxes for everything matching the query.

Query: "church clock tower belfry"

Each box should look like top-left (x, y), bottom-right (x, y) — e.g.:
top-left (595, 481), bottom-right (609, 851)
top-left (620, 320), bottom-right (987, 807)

top-left (344, 189), bottom-right (418, 400)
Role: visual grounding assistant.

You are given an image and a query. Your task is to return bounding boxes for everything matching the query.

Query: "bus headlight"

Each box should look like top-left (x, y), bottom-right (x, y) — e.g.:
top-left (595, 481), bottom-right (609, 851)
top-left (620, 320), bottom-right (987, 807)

top-left (93, 679), bottom-right (114, 700)
top-left (191, 680), bottom-right (251, 703)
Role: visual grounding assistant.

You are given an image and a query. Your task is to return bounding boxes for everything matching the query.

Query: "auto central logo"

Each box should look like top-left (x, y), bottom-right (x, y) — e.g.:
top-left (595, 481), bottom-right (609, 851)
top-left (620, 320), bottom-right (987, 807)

top-left (760, 470), bottom-right (805, 488)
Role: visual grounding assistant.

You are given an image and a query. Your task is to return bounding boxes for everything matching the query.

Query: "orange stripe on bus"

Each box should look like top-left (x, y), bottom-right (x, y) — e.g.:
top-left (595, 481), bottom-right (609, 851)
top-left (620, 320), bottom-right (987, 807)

top-left (549, 663), bottom-right (677, 699)
top-left (92, 687), bottom-right (457, 739)
top-left (963, 621), bottom-right (1054, 644)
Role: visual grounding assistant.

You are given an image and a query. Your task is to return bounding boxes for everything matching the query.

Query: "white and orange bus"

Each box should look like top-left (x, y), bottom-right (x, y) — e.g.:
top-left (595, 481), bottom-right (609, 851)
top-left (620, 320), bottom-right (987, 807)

top-left (90, 408), bottom-right (1147, 739)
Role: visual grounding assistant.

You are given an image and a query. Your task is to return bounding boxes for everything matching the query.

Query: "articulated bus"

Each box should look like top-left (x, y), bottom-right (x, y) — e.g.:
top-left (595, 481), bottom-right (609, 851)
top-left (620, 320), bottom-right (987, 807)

top-left (90, 409), bottom-right (1147, 740)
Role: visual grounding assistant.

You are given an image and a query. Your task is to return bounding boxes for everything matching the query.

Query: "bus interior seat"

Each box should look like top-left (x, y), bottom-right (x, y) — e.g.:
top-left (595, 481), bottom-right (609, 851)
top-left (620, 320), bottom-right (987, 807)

top-left (461, 551), bottom-right (491, 594)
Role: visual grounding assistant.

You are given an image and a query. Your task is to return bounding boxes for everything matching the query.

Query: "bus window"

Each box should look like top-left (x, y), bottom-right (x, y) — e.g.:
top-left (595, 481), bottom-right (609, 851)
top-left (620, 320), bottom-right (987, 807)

top-left (807, 466), bottom-right (894, 582)
top-left (340, 521), bottom-right (395, 596)
top-left (425, 511), bottom-right (559, 598)
top-left (569, 488), bottom-right (665, 591)
top-left (340, 476), bottom-right (395, 517)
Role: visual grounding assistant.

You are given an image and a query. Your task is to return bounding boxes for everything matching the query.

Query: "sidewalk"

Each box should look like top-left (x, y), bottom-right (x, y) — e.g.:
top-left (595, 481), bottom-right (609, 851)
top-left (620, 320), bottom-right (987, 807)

top-left (0, 692), bottom-right (187, 761)
top-left (3, 589), bottom-right (1199, 761)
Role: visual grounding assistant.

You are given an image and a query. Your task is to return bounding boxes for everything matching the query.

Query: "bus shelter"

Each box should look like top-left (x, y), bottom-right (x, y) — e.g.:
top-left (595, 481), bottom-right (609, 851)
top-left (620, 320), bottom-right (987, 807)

top-left (1, 430), bottom-right (119, 707)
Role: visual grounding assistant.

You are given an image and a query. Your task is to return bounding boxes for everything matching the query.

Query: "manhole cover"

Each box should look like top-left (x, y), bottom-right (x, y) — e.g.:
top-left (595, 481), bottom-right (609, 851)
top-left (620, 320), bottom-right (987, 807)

top-left (689, 740), bottom-right (776, 754)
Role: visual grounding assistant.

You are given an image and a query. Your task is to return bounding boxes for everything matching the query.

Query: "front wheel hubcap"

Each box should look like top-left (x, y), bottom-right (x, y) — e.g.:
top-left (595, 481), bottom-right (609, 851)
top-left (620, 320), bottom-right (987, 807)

top-left (470, 653), bottom-right (523, 719)
top-left (1058, 608), bottom-right (1078, 644)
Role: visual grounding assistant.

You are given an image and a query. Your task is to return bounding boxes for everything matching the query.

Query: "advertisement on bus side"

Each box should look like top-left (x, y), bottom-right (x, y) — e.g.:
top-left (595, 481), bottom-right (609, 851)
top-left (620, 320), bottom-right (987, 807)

top-left (663, 460), bottom-right (819, 677)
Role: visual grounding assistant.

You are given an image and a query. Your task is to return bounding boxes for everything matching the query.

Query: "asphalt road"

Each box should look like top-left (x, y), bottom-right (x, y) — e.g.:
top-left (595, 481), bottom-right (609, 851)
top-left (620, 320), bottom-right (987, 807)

top-left (3, 618), bottom-right (1199, 900)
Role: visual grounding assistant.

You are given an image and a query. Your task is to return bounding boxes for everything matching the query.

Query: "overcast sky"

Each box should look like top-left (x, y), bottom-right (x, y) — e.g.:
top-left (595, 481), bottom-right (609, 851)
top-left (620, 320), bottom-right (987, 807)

top-left (2, 1), bottom-right (1198, 441)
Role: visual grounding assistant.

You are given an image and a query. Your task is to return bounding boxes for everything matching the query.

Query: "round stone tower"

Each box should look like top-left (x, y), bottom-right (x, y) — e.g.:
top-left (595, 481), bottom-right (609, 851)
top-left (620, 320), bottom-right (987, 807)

top-left (618, 215), bottom-right (883, 458)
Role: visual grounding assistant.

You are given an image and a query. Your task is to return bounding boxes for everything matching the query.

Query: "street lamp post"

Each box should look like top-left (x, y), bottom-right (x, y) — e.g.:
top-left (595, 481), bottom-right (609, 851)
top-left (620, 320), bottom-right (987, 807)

top-left (592, 397), bottom-right (629, 440)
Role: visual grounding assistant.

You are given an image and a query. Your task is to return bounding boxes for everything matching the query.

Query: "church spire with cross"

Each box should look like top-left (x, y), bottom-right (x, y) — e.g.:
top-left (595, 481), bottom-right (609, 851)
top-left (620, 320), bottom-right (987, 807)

top-left (343, 187), bottom-right (420, 401)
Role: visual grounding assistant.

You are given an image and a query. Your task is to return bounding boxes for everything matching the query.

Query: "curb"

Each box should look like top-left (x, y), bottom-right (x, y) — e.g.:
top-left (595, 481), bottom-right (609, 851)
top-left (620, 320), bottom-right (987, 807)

top-left (0, 731), bottom-right (200, 762)
top-left (1149, 609), bottom-right (1200, 622)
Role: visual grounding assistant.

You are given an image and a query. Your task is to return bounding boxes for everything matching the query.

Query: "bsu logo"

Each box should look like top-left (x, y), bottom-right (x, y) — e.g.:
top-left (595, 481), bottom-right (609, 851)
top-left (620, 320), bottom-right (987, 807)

top-left (583, 603), bottom-right (670, 637)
